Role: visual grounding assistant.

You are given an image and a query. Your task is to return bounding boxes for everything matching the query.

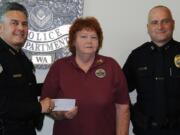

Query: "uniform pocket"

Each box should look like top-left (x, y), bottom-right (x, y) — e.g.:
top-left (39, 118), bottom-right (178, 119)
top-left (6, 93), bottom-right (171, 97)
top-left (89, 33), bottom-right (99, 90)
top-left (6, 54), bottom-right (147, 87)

top-left (136, 66), bottom-right (152, 77)
top-left (135, 66), bottom-right (154, 94)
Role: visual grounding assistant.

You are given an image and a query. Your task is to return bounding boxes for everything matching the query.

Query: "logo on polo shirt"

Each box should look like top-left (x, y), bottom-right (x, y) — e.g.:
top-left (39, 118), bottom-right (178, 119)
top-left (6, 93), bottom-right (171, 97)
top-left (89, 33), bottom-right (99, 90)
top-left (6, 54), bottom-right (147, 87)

top-left (95, 68), bottom-right (106, 78)
top-left (174, 54), bottom-right (180, 68)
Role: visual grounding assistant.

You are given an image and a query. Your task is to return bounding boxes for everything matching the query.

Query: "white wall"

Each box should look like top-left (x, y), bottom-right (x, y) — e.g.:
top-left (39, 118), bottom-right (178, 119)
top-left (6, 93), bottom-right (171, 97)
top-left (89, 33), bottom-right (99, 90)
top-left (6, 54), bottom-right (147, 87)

top-left (83, 0), bottom-right (180, 65)
top-left (37, 1), bottom-right (180, 135)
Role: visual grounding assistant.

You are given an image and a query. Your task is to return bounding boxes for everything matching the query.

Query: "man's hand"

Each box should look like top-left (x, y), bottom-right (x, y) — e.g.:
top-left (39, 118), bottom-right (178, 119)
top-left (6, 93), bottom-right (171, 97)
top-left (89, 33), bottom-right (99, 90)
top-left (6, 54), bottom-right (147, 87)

top-left (40, 97), bottom-right (54, 113)
top-left (50, 106), bottom-right (78, 120)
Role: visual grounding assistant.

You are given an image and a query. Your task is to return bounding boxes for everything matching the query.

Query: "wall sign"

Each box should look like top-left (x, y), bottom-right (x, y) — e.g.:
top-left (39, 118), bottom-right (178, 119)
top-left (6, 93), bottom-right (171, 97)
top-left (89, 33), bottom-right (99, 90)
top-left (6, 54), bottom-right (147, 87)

top-left (0, 0), bottom-right (84, 69)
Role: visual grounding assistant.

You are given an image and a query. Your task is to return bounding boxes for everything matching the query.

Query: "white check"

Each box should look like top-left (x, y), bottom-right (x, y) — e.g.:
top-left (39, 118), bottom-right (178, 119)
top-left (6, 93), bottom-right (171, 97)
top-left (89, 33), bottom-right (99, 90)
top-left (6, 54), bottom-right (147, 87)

top-left (52, 99), bottom-right (76, 111)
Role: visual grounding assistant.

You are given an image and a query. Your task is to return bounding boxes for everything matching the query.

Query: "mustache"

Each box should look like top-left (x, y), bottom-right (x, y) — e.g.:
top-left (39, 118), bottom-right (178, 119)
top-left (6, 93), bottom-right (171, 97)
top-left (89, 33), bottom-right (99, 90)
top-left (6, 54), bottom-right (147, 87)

top-left (14, 31), bottom-right (27, 36)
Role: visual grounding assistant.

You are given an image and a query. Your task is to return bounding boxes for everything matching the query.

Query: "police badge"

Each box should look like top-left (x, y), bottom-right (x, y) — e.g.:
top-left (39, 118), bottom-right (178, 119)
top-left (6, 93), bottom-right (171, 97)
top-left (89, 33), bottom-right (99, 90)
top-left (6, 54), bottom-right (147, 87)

top-left (174, 54), bottom-right (180, 68)
top-left (0, 64), bottom-right (3, 74)
top-left (0, 0), bottom-right (84, 69)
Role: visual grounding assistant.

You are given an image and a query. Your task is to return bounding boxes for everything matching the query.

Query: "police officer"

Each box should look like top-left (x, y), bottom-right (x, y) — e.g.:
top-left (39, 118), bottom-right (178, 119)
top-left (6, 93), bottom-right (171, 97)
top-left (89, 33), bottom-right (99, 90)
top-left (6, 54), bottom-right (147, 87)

top-left (0, 2), bottom-right (54, 135)
top-left (123, 5), bottom-right (180, 135)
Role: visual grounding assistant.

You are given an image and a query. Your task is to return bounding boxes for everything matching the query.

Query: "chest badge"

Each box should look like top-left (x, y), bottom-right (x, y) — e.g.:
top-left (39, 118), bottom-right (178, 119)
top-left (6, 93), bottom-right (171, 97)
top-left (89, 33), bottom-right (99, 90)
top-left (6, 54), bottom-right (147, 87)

top-left (174, 54), bottom-right (180, 68)
top-left (0, 64), bottom-right (3, 74)
top-left (95, 68), bottom-right (106, 78)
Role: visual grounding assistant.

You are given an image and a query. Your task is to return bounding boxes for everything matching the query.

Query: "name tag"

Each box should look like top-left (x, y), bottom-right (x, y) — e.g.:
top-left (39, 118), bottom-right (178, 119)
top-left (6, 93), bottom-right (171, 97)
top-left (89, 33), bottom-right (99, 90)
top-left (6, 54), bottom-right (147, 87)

top-left (13, 74), bottom-right (22, 78)
top-left (138, 66), bottom-right (148, 71)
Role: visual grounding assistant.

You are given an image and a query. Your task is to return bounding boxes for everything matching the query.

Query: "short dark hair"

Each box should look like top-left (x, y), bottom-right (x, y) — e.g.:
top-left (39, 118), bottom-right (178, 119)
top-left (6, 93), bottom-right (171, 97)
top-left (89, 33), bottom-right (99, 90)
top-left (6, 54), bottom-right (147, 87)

top-left (68, 17), bottom-right (103, 55)
top-left (0, 2), bottom-right (28, 22)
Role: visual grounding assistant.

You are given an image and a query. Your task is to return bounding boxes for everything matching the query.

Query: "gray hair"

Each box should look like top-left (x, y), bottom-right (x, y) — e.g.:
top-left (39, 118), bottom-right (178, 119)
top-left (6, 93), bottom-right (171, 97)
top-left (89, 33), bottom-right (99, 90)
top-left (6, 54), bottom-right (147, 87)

top-left (0, 2), bottom-right (28, 22)
top-left (148, 5), bottom-right (173, 24)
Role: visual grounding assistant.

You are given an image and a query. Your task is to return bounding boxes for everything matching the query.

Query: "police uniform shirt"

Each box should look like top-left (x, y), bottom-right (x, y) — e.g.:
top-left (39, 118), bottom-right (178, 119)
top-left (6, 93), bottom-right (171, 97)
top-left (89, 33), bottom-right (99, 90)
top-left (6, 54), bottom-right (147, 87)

top-left (0, 37), bottom-right (41, 121)
top-left (123, 39), bottom-right (180, 118)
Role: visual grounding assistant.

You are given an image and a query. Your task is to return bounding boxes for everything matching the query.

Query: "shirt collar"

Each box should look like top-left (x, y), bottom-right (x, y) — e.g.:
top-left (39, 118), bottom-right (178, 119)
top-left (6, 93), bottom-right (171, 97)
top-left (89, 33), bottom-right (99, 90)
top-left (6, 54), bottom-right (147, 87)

top-left (150, 39), bottom-right (174, 51)
top-left (68, 54), bottom-right (105, 69)
top-left (0, 37), bottom-right (22, 56)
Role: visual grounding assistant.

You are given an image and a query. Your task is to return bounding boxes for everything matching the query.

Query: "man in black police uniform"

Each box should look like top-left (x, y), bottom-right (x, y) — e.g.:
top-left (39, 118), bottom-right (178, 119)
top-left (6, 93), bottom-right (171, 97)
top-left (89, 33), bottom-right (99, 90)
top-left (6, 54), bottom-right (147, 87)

top-left (123, 5), bottom-right (180, 135)
top-left (0, 2), bottom-right (54, 135)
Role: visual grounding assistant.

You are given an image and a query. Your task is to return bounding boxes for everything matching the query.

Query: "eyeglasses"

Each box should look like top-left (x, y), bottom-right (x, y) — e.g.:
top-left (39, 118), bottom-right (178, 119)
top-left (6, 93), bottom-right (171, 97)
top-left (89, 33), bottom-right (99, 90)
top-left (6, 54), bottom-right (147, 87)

top-left (149, 19), bottom-right (173, 26)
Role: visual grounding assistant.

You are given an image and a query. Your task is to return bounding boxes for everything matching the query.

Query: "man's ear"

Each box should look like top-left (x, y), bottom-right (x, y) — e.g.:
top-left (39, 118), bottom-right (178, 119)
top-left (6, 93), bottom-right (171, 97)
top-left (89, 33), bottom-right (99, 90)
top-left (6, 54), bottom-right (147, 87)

top-left (172, 19), bottom-right (175, 31)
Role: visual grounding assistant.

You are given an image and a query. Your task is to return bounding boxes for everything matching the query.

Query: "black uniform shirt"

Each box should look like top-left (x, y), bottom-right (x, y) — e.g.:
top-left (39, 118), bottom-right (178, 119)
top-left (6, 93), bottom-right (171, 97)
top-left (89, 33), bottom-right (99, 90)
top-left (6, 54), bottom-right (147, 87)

top-left (123, 39), bottom-right (180, 118)
top-left (0, 38), bottom-right (41, 121)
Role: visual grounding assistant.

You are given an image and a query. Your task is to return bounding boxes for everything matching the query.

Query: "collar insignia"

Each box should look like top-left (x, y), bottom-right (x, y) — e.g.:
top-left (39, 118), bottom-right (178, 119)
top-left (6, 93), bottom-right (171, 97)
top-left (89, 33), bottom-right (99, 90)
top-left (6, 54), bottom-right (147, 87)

top-left (96, 59), bottom-right (103, 65)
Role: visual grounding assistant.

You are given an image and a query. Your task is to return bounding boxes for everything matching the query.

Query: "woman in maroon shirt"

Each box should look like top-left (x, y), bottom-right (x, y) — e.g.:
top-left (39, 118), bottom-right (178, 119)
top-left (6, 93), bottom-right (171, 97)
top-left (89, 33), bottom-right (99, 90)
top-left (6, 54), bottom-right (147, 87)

top-left (41, 17), bottom-right (130, 135)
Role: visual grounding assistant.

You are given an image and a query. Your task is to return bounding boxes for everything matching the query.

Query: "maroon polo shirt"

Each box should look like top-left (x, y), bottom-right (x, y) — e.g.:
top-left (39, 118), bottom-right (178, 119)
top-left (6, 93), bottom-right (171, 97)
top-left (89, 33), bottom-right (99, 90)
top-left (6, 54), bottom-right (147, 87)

top-left (41, 54), bottom-right (129, 135)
